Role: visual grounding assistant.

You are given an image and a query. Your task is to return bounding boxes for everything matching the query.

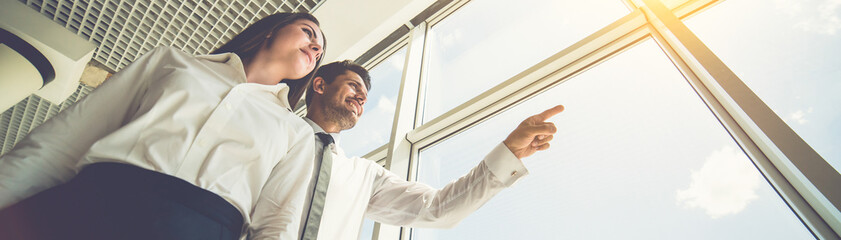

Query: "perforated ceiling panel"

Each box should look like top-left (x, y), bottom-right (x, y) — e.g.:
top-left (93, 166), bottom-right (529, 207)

top-left (16, 0), bottom-right (325, 72)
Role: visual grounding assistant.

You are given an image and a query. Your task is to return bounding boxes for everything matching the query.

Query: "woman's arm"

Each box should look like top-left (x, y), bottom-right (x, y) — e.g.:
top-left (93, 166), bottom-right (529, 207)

top-left (0, 46), bottom-right (169, 209)
top-left (248, 129), bottom-right (316, 240)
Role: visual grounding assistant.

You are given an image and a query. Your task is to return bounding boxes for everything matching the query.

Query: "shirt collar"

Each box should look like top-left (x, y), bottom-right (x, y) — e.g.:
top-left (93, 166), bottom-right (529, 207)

top-left (195, 51), bottom-right (247, 83)
top-left (303, 117), bottom-right (341, 145)
top-left (196, 52), bottom-right (292, 110)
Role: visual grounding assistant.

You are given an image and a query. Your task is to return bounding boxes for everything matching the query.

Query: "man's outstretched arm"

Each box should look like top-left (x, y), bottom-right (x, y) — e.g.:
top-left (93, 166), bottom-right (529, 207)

top-left (365, 105), bottom-right (564, 228)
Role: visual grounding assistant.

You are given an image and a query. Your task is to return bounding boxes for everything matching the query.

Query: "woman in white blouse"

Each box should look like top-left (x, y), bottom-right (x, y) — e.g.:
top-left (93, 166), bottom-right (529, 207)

top-left (0, 12), bottom-right (324, 240)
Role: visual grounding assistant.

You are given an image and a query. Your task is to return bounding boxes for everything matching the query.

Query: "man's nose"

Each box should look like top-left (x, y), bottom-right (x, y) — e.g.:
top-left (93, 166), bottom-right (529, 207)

top-left (355, 91), bottom-right (367, 106)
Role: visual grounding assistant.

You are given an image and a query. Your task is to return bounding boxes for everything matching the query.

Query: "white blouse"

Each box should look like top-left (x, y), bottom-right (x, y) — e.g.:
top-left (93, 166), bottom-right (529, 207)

top-left (0, 46), bottom-right (315, 239)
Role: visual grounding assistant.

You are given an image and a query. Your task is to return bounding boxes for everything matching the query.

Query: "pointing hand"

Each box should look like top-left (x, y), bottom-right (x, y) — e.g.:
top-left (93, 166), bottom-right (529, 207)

top-left (503, 105), bottom-right (564, 159)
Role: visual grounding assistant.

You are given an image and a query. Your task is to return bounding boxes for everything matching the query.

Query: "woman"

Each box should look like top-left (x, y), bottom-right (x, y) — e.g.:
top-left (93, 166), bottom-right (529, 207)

top-left (0, 12), bottom-right (324, 240)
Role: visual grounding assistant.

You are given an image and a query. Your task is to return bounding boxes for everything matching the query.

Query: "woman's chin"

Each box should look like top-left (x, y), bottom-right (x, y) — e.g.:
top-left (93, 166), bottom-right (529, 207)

top-left (292, 67), bottom-right (313, 79)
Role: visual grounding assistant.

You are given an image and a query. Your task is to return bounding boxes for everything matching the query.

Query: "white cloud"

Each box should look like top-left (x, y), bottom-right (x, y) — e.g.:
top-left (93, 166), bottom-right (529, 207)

top-left (775, 0), bottom-right (841, 35)
top-left (388, 50), bottom-right (406, 71)
top-left (676, 146), bottom-right (762, 219)
top-left (433, 28), bottom-right (463, 48)
top-left (774, 0), bottom-right (803, 15)
top-left (790, 110), bottom-right (807, 124)
top-left (788, 107), bottom-right (814, 124)
top-left (376, 96), bottom-right (396, 115)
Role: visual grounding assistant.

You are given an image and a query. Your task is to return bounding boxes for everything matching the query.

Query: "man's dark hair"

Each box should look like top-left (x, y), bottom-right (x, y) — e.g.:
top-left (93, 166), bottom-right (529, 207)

top-left (305, 60), bottom-right (371, 106)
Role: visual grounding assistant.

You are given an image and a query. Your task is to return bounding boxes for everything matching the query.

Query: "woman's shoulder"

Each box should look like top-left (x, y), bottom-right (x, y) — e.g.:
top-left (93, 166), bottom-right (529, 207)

top-left (129, 46), bottom-right (197, 66)
top-left (144, 45), bottom-right (187, 58)
top-left (139, 46), bottom-right (240, 71)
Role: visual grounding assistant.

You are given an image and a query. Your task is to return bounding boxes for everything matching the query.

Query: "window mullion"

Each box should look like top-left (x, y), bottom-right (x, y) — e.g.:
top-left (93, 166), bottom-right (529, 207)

top-left (371, 21), bottom-right (428, 240)
top-left (640, 0), bottom-right (841, 237)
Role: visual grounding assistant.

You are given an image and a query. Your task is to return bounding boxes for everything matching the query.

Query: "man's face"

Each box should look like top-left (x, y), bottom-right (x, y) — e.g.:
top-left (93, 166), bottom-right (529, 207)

top-left (319, 70), bottom-right (368, 131)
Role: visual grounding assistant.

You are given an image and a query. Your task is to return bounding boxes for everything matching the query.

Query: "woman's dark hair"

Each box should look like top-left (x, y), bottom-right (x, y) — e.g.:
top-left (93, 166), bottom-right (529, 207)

top-left (212, 12), bottom-right (326, 107)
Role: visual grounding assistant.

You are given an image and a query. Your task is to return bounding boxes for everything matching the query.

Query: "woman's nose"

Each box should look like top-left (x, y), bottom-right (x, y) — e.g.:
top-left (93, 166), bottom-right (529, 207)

top-left (310, 43), bottom-right (322, 56)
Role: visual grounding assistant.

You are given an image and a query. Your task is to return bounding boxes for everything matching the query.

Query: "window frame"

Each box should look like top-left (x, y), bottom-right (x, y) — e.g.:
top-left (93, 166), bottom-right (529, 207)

top-left (348, 0), bottom-right (841, 239)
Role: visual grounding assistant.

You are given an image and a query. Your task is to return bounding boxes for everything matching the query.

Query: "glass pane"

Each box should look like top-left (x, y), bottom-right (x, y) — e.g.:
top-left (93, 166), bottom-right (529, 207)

top-left (686, 0), bottom-right (841, 173)
top-left (421, 0), bottom-right (628, 123)
top-left (413, 40), bottom-right (813, 239)
top-left (662, 0), bottom-right (689, 9)
top-left (358, 219), bottom-right (375, 240)
top-left (341, 47), bottom-right (407, 157)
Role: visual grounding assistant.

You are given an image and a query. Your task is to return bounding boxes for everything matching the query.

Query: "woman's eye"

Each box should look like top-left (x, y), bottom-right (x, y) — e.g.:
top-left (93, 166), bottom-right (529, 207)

top-left (302, 28), bottom-right (313, 38)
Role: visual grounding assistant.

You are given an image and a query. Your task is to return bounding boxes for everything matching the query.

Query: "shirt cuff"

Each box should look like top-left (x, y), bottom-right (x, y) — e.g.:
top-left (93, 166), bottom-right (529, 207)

top-left (483, 142), bottom-right (528, 187)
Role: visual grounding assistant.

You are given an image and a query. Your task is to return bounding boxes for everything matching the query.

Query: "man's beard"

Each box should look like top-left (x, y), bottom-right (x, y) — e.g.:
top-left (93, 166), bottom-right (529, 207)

top-left (323, 99), bottom-right (358, 130)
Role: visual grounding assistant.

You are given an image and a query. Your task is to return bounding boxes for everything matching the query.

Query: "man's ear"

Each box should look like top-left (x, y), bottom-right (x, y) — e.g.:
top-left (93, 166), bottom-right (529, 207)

top-left (312, 76), bottom-right (326, 95)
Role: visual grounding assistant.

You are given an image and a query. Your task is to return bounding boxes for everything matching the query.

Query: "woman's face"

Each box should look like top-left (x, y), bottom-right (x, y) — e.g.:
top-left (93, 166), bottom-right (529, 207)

top-left (262, 19), bottom-right (324, 80)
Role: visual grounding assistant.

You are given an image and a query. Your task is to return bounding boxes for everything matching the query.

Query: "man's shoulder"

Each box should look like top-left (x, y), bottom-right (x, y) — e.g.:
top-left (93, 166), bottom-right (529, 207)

top-left (335, 146), bottom-right (385, 169)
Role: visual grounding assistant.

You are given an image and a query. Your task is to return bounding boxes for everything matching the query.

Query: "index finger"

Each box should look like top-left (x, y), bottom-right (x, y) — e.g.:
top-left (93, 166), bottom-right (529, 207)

top-left (533, 105), bottom-right (564, 121)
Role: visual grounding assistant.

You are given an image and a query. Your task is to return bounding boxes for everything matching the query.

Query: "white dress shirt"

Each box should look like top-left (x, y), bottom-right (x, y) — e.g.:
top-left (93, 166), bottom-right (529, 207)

top-left (248, 117), bottom-right (529, 239)
top-left (0, 46), bottom-right (315, 239)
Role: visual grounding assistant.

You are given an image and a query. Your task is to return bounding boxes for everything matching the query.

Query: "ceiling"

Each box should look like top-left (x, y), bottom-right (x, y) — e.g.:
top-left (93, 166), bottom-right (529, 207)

top-left (14, 0), bottom-right (435, 72)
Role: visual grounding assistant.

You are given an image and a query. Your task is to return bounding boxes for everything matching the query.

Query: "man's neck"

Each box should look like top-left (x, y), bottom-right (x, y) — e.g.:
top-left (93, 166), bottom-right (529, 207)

top-left (305, 112), bottom-right (342, 133)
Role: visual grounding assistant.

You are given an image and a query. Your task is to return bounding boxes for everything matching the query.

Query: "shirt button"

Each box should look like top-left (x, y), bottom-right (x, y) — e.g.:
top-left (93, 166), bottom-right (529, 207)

top-left (511, 171), bottom-right (518, 176)
top-left (225, 103), bottom-right (232, 110)
top-left (197, 139), bottom-right (206, 147)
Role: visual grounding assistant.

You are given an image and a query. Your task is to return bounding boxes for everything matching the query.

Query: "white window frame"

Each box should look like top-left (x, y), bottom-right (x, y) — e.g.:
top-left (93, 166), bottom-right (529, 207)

top-left (352, 0), bottom-right (841, 239)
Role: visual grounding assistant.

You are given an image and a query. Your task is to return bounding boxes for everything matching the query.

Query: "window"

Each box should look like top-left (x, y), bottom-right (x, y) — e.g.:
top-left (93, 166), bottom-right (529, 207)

top-left (412, 40), bottom-right (813, 239)
top-left (358, 218), bottom-right (375, 240)
top-left (421, 0), bottom-right (628, 123)
top-left (341, 47), bottom-right (407, 157)
top-left (661, 0), bottom-right (690, 9)
top-left (686, 0), bottom-right (841, 173)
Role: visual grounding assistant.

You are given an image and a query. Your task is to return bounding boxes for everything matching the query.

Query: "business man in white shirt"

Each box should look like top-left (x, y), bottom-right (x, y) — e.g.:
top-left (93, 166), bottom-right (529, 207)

top-left (249, 60), bottom-right (564, 239)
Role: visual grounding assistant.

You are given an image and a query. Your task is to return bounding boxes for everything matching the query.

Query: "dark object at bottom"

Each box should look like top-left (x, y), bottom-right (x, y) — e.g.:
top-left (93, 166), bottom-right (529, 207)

top-left (0, 162), bottom-right (243, 240)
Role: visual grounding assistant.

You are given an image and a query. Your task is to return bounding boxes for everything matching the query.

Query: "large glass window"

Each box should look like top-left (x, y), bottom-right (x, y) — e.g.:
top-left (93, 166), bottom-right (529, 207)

top-left (341, 47), bottom-right (407, 157)
top-left (358, 218), bottom-right (375, 240)
top-left (662, 0), bottom-right (690, 9)
top-left (686, 0), bottom-right (841, 173)
top-left (421, 0), bottom-right (628, 123)
top-left (412, 40), bottom-right (813, 239)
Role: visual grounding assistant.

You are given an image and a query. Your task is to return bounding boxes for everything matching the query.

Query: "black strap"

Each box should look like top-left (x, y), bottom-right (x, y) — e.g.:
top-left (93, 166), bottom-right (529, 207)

top-left (0, 28), bottom-right (55, 85)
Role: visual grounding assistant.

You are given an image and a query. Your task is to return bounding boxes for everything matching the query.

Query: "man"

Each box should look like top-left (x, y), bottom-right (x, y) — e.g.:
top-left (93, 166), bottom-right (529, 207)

top-left (249, 60), bottom-right (563, 239)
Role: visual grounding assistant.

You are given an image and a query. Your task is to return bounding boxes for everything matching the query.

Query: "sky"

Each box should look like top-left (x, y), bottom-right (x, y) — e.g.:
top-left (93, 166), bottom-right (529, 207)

top-left (352, 0), bottom-right (837, 239)
top-left (686, 0), bottom-right (841, 174)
